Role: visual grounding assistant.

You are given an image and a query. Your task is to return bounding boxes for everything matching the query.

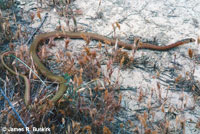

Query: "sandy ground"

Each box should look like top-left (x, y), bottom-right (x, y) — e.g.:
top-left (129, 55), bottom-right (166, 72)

top-left (15, 0), bottom-right (200, 133)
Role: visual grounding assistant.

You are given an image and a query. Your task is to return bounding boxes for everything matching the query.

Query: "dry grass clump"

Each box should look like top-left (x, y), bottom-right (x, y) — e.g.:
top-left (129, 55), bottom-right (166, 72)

top-left (0, 16), bottom-right (13, 45)
top-left (0, 29), bottom-right (124, 133)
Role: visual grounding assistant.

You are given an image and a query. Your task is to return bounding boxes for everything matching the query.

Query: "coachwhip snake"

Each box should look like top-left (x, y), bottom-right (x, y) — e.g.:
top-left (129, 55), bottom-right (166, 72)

top-left (1, 31), bottom-right (196, 106)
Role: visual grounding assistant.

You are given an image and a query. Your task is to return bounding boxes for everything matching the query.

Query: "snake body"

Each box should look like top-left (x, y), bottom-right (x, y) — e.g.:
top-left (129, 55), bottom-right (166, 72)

top-left (1, 52), bottom-right (31, 106)
top-left (2, 31), bottom-right (196, 105)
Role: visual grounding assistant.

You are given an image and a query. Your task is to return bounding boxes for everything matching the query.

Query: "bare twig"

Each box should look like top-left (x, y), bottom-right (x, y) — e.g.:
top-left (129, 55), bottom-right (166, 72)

top-left (25, 13), bottom-right (48, 46)
top-left (0, 77), bottom-right (6, 109)
top-left (0, 88), bottom-right (30, 134)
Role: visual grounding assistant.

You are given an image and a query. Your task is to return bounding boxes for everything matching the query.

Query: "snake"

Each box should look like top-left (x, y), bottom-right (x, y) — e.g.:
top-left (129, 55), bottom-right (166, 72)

top-left (1, 31), bottom-right (196, 106)
top-left (0, 51), bottom-right (31, 106)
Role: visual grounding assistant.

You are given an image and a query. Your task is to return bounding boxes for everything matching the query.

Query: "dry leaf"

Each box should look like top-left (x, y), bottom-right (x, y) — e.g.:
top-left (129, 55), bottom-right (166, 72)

top-left (98, 41), bottom-right (102, 49)
top-left (84, 46), bottom-right (91, 56)
top-left (188, 48), bottom-right (193, 58)
top-left (65, 39), bottom-right (70, 49)
top-left (175, 75), bottom-right (182, 83)
top-left (65, 51), bottom-right (72, 58)
top-left (127, 120), bottom-right (134, 127)
top-left (81, 34), bottom-right (90, 44)
top-left (30, 12), bottom-right (35, 22)
top-left (120, 56), bottom-right (125, 67)
top-left (138, 89), bottom-right (144, 102)
top-left (145, 129), bottom-right (151, 134)
top-left (78, 74), bottom-right (83, 86)
top-left (33, 69), bottom-right (38, 80)
top-left (9, 43), bottom-right (15, 51)
top-left (59, 110), bottom-right (65, 115)
top-left (37, 8), bottom-right (41, 20)
top-left (83, 125), bottom-right (91, 131)
top-left (103, 126), bottom-right (112, 134)
top-left (104, 40), bottom-right (111, 45)
top-left (138, 115), bottom-right (147, 128)
top-left (161, 104), bottom-right (165, 113)
top-left (91, 50), bottom-right (97, 58)
top-left (56, 52), bottom-right (61, 63)
top-left (120, 123), bottom-right (123, 128)
top-left (116, 22), bottom-right (120, 30)
top-left (104, 89), bottom-right (108, 101)
top-left (118, 94), bottom-right (122, 104)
